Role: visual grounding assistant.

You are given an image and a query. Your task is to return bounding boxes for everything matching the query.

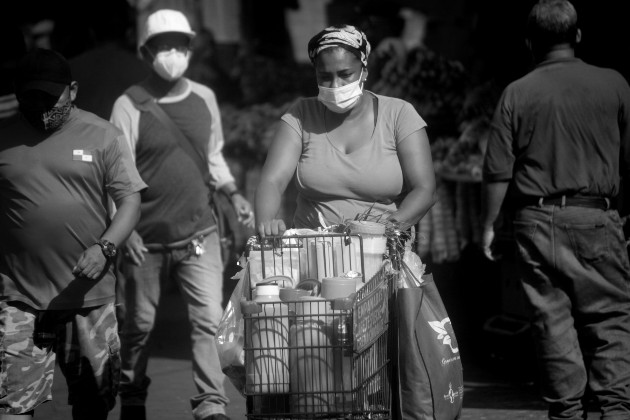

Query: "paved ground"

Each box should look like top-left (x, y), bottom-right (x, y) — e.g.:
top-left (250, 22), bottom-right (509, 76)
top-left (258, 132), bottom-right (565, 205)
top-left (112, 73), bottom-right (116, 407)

top-left (34, 250), bottom-right (599, 419)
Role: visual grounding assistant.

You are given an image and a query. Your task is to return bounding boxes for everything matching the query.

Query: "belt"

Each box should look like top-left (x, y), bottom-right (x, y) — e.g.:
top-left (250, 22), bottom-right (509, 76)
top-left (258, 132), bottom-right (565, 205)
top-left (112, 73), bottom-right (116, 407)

top-left (514, 195), bottom-right (610, 211)
top-left (144, 225), bottom-right (217, 252)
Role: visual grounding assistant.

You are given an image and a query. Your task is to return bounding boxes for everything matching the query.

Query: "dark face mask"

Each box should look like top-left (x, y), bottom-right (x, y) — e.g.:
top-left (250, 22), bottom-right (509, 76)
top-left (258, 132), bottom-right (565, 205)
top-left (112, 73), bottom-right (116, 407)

top-left (19, 91), bottom-right (73, 132)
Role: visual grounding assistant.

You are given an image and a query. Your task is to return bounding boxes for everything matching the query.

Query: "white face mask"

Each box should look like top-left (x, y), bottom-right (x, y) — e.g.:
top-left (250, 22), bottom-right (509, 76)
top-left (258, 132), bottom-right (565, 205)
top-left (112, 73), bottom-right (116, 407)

top-left (317, 69), bottom-right (364, 113)
top-left (152, 50), bottom-right (190, 81)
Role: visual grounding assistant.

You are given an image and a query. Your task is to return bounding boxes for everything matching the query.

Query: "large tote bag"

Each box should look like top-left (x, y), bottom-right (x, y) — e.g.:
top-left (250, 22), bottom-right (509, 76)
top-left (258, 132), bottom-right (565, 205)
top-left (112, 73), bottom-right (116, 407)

top-left (393, 273), bottom-right (464, 419)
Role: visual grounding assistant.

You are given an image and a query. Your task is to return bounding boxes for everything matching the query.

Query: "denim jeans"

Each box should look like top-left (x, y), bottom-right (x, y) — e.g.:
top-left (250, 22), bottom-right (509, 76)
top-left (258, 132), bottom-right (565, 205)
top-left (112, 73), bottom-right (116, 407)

top-left (512, 205), bottom-right (630, 420)
top-left (118, 230), bottom-right (228, 419)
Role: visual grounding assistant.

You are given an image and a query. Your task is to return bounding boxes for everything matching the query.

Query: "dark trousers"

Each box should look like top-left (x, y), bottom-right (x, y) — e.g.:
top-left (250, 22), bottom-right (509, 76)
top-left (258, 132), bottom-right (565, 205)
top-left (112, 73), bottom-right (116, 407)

top-left (513, 205), bottom-right (630, 420)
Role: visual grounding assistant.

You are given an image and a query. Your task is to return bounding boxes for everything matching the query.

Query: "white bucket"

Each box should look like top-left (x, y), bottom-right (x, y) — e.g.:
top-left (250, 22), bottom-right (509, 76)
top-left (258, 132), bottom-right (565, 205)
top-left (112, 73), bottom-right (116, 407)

top-left (347, 221), bottom-right (387, 282)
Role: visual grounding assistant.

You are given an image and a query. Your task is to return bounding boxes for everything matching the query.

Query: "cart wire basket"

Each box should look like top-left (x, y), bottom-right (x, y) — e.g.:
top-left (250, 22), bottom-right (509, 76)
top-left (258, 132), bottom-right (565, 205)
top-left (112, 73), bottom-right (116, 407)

top-left (241, 233), bottom-right (397, 419)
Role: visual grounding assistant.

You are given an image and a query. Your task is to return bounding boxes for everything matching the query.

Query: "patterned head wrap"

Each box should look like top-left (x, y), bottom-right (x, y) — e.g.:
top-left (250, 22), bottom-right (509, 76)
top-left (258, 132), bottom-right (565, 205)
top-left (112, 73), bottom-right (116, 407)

top-left (307, 25), bottom-right (371, 68)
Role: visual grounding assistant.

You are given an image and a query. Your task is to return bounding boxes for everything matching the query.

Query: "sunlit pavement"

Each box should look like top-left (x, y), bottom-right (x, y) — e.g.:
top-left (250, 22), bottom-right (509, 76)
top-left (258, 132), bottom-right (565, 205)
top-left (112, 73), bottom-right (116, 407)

top-left (35, 257), bottom-right (599, 420)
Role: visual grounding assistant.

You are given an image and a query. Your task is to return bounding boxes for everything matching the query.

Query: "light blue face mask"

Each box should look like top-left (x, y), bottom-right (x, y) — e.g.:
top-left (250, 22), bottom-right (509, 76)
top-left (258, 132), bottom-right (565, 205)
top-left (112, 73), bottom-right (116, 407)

top-left (317, 69), bottom-right (364, 113)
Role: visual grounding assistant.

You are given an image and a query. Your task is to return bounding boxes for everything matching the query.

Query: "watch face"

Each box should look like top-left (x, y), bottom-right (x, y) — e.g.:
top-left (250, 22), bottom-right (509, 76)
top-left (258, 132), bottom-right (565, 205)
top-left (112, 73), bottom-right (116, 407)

top-left (105, 244), bottom-right (116, 257)
top-left (99, 240), bottom-right (117, 258)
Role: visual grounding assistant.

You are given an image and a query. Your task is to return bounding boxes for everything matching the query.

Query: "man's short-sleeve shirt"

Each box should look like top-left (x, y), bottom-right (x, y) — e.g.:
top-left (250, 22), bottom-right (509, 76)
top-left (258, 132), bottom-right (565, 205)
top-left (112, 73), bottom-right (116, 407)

top-left (483, 57), bottom-right (630, 199)
top-left (0, 108), bottom-right (146, 310)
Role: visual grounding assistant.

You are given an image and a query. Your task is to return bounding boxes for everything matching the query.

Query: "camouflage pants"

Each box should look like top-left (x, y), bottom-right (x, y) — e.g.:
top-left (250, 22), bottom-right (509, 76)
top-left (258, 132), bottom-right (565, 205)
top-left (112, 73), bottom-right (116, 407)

top-left (0, 301), bottom-right (121, 415)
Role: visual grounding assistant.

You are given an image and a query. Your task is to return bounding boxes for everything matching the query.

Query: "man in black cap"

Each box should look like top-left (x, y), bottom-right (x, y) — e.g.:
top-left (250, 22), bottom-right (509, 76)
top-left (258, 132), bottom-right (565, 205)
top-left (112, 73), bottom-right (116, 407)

top-left (0, 48), bottom-right (146, 420)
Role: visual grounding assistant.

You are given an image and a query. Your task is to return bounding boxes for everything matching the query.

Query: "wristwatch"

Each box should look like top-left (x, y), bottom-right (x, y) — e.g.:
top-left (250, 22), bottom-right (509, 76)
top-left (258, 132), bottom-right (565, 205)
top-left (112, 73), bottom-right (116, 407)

top-left (95, 239), bottom-right (117, 259)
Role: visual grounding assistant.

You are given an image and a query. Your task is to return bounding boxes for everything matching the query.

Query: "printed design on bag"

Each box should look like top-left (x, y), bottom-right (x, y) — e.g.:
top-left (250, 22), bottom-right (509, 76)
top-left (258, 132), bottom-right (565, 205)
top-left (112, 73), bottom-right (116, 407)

top-left (443, 382), bottom-right (464, 404)
top-left (429, 317), bottom-right (459, 354)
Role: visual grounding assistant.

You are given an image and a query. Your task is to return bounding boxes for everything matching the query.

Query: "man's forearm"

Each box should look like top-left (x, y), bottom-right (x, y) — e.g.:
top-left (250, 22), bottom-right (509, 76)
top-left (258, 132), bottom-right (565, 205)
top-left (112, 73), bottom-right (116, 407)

top-left (102, 192), bottom-right (142, 245)
top-left (481, 181), bottom-right (509, 228)
top-left (220, 182), bottom-right (241, 197)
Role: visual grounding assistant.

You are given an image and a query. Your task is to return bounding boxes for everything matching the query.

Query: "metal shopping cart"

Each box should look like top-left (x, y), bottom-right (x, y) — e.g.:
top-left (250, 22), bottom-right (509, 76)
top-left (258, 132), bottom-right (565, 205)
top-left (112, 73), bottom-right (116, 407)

top-left (241, 233), bottom-right (397, 419)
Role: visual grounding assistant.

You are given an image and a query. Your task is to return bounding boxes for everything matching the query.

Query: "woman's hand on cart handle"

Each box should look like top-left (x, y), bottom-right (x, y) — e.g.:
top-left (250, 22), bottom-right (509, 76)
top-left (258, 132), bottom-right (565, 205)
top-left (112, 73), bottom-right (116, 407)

top-left (257, 218), bottom-right (287, 238)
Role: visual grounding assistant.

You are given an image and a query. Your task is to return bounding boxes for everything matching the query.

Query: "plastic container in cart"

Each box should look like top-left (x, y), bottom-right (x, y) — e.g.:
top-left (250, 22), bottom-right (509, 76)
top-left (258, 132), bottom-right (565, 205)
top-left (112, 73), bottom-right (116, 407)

top-left (346, 221), bottom-right (387, 282)
top-left (242, 233), bottom-right (395, 419)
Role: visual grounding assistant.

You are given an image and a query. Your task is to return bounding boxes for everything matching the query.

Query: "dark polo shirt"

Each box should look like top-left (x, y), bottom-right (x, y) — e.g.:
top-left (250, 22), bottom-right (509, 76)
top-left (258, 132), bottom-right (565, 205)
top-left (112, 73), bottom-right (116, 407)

top-left (483, 57), bottom-right (630, 200)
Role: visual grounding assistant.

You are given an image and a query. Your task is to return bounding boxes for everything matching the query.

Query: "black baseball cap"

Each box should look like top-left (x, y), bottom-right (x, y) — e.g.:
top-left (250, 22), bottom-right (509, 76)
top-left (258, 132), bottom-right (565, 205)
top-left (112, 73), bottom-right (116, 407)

top-left (14, 48), bottom-right (72, 97)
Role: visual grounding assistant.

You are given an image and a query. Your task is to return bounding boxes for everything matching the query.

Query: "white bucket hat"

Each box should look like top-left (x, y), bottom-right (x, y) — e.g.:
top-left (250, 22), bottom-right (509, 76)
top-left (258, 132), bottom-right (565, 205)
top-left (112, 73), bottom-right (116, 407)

top-left (140, 9), bottom-right (196, 46)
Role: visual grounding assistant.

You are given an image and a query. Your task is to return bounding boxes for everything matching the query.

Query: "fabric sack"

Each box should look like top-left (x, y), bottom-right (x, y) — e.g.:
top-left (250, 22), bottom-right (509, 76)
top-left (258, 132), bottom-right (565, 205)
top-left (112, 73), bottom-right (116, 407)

top-left (394, 273), bottom-right (464, 419)
top-left (211, 189), bottom-right (250, 268)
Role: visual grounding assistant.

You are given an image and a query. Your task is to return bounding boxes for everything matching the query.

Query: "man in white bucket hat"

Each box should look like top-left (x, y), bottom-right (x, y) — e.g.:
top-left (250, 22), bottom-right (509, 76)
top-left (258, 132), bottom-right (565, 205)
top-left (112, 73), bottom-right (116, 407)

top-left (111, 8), bottom-right (252, 420)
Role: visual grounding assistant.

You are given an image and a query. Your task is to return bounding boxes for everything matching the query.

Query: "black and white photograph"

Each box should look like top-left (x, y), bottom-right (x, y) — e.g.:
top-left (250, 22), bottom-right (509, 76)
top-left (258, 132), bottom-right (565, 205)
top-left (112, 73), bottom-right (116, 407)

top-left (1, 1), bottom-right (629, 419)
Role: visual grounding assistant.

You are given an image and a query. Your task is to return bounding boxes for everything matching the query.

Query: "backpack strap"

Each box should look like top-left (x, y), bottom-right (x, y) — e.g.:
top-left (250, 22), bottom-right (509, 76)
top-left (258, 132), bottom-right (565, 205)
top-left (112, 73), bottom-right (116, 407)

top-left (124, 85), bottom-right (155, 112)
